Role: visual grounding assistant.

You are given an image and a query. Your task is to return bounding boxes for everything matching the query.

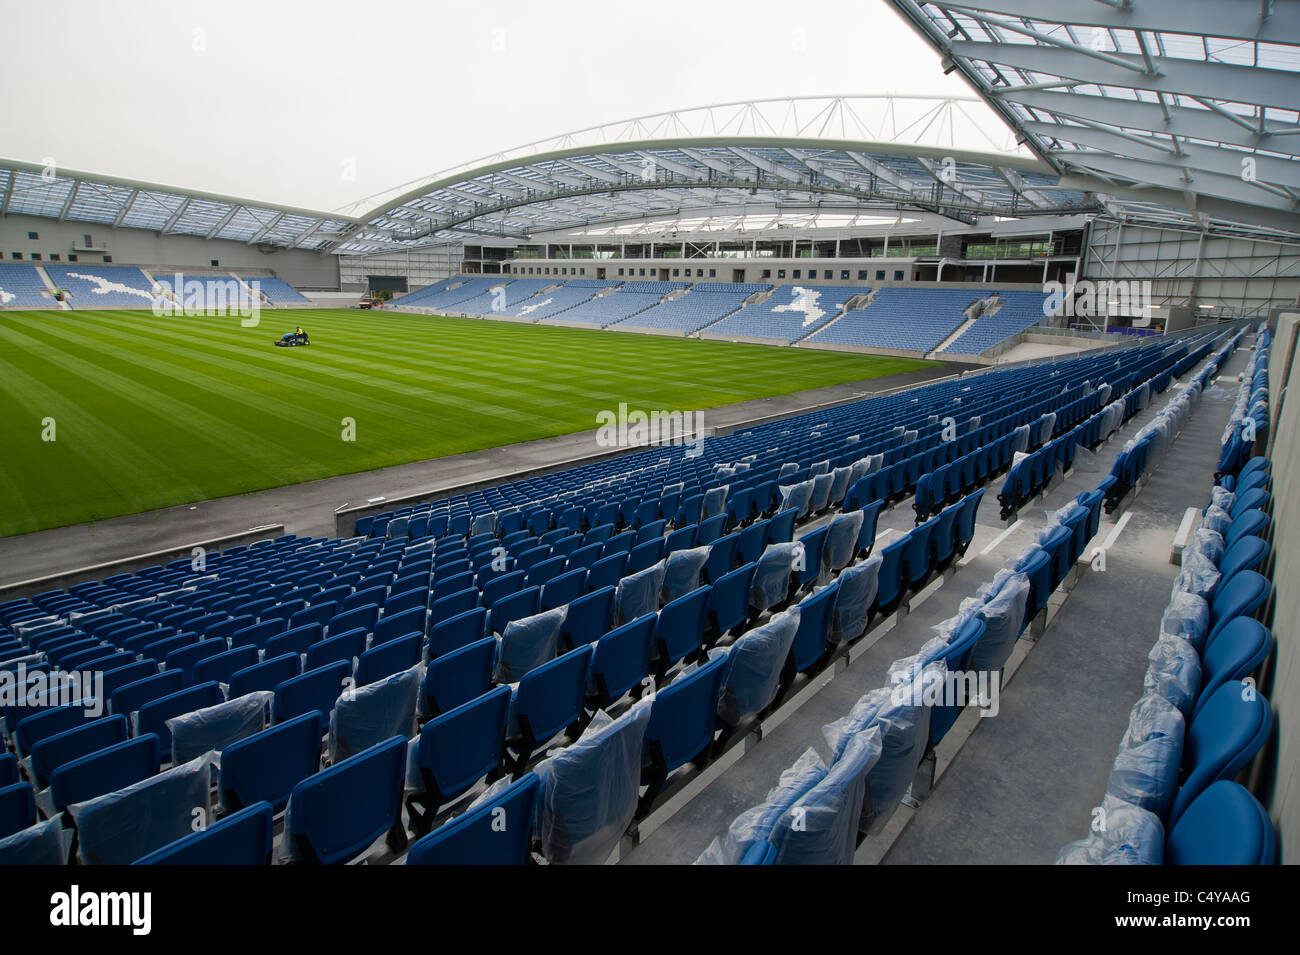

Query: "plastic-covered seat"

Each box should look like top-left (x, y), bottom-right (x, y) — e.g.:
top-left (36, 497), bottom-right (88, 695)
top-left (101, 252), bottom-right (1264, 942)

top-left (408, 685), bottom-right (511, 832)
top-left (716, 608), bottom-right (801, 729)
top-left (639, 654), bottom-right (727, 812)
top-left (1165, 781), bottom-right (1275, 865)
top-left (329, 664), bottom-right (420, 762)
top-left (0, 782), bottom-right (36, 840)
top-left (135, 801), bottom-right (274, 865)
top-left (406, 773), bottom-right (539, 866)
top-left (751, 542), bottom-right (799, 616)
top-left (967, 573), bottom-right (1031, 673)
top-left (533, 699), bottom-right (652, 864)
top-left (769, 726), bottom-right (882, 865)
top-left (285, 736), bottom-right (408, 864)
top-left (1168, 680), bottom-right (1272, 825)
top-left (220, 710), bottom-right (324, 812)
top-left (494, 607), bottom-right (566, 683)
top-left (137, 681), bottom-right (224, 760)
top-left (662, 546), bottom-right (710, 603)
top-left (506, 645), bottom-right (593, 774)
top-left (830, 555), bottom-right (881, 645)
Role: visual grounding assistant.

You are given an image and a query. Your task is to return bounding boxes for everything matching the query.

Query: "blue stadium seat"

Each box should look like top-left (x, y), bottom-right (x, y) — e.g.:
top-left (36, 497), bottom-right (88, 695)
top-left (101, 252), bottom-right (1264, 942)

top-left (220, 710), bottom-right (324, 812)
top-left (406, 773), bottom-right (539, 866)
top-left (29, 715), bottom-right (130, 789)
top-left (304, 627), bottom-right (367, 672)
top-left (1164, 781), bottom-right (1275, 865)
top-left (588, 613), bottom-right (655, 709)
top-left (1169, 681), bottom-right (1272, 824)
top-left (229, 652), bottom-right (302, 697)
top-left (505, 645), bottom-right (592, 775)
top-left (561, 586), bottom-right (614, 649)
top-left (422, 637), bottom-right (496, 716)
top-left (653, 585), bottom-right (710, 676)
top-left (110, 670), bottom-right (185, 717)
top-left (408, 685), bottom-right (511, 832)
top-left (355, 632), bottom-right (422, 685)
top-left (135, 801), bottom-right (274, 865)
top-left (273, 660), bottom-right (350, 724)
top-left (0, 782), bottom-right (36, 840)
top-left (285, 736), bottom-right (408, 864)
top-left (49, 734), bottom-right (161, 812)
top-left (1192, 618), bottom-right (1274, 720)
top-left (707, 564), bottom-right (755, 639)
top-left (136, 681), bottom-right (224, 760)
top-left (639, 654), bottom-right (728, 812)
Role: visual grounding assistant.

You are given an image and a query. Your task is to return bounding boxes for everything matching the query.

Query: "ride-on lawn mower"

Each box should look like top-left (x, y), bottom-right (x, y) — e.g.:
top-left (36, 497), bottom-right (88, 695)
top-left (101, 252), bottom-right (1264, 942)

top-left (274, 328), bottom-right (310, 347)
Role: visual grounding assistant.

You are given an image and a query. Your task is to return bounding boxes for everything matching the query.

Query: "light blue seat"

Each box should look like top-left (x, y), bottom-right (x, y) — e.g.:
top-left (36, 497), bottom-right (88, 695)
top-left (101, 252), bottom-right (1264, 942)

top-left (285, 735), bottom-right (408, 864)
top-left (1204, 570), bottom-right (1270, 650)
top-left (408, 685), bottom-right (511, 832)
top-left (406, 773), bottom-right (539, 866)
top-left (135, 801), bottom-right (274, 865)
top-left (1165, 780), bottom-right (1275, 865)
top-left (1192, 618), bottom-right (1274, 720)
top-left (1168, 680), bottom-right (1272, 824)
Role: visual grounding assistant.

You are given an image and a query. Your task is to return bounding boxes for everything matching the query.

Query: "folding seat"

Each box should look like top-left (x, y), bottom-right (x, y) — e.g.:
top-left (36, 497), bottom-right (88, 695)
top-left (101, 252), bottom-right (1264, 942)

top-left (586, 553), bottom-right (629, 594)
top-left (533, 699), bottom-right (653, 865)
top-left (407, 686), bottom-right (511, 833)
top-left (285, 735), bottom-right (408, 864)
top-left (327, 604), bottom-right (380, 641)
top-left (407, 773), bottom-right (543, 869)
top-left (137, 681), bottom-right (224, 760)
top-left (715, 609), bottom-right (801, 735)
top-left (230, 653), bottom-right (302, 698)
top-left (930, 502), bottom-right (960, 571)
top-left (421, 637), bottom-right (496, 718)
top-left (634, 519), bottom-right (667, 546)
top-left (353, 634), bottom-right (418, 686)
top-left (0, 754), bottom-right (16, 787)
top-left (1039, 523), bottom-right (1075, 592)
top-left (856, 499), bottom-right (884, 558)
top-left (1225, 509), bottom-right (1270, 548)
top-left (874, 537), bottom-right (908, 617)
top-left (49, 734), bottom-right (161, 813)
top-left (701, 533), bottom-right (739, 585)
top-left (1211, 536), bottom-right (1268, 600)
top-left (1192, 618), bottom-right (1273, 721)
top-left (136, 800), bottom-right (274, 866)
top-left (561, 587), bottom-right (614, 650)
top-left (99, 660), bottom-right (162, 704)
top-left (1017, 547), bottom-right (1053, 621)
top-left (218, 711), bottom-right (323, 814)
top-left (830, 555), bottom-right (881, 646)
top-left (639, 653), bottom-right (728, 813)
top-left (230, 619), bottom-right (284, 650)
top-left (736, 520), bottom-right (771, 567)
top-left (14, 702), bottom-right (104, 758)
top-left (432, 571), bottom-right (476, 602)
top-left (1168, 681), bottom-right (1272, 825)
top-left (603, 530), bottom-right (637, 557)
top-left (925, 616), bottom-right (987, 747)
top-left (1205, 571), bottom-right (1270, 651)
top-left (614, 562), bottom-right (665, 626)
top-left (66, 646), bottom-right (133, 673)
top-left (583, 523), bottom-right (614, 547)
top-left (273, 660), bottom-right (350, 726)
top-left (526, 555), bottom-right (571, 591)
top-left (587, 614), bottom-right (655, 711)
top-left (489, 586), bottom-right (541, 635)
top-left (29, 715), bottom-right (131, 789)
top-left (626, 539), bottom-right (665, 575)
top-left (785, 583), bottom-right (839, 680)
top-left (768, 728), bottom-right (881, 865)
top-left (429, 588), bottom-right (479, 629)
top-left (0, 781), bottom-right (36, 840)
top-left (47, 637), bottom-right (102, 666)
top-left (1164, 781), bottom-right (1275, 866)
top-left (540, 568), bottom-right (586, 612)
top-left (162, 637), bottom-right (228, 685)
top-left (707, 564), bottom-right (756, 640)
top-left (110, 669), bottom-right (185, 718)
top-left (187, 646), bottom-right (254, 687)
top-left (726, 487), bottom-right (754, 528)
top-left (751, 543), bottom-right (799, 618)
top-left (633, 499), bottom-right (660, 529)
top-left (765, 508), bottom-right (798, 547)
top-left (567, 542), bottom-right (604, 574)
top-left (421, 607), bottom-right (483, 662)
top-left (794, 526), bottom-right (829, 592)
top-left (238, 596), bottom-right (280, 621)
top-left (372, 606), bottom-right (426, 648)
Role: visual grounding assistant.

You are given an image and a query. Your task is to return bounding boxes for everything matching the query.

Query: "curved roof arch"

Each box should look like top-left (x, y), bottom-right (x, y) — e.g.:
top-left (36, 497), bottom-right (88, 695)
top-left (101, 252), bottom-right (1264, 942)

top-left (328, 95), bottom-right (1101, 254)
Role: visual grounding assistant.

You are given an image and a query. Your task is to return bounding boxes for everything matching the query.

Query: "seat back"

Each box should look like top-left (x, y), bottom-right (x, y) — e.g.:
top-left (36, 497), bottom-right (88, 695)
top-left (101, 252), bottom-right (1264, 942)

top-left (643, 654), bottom-right (728, 775)
top-left (511, 644), bottom-right (593, 752)
top-left (355, 632), bottom-right (422, 686)
top-left (1165, 780), bottom-right (1275, 865)
top-left (50, 734), bottom-right (161, 812)
top-left (1170, 680), bottom-right (1272, 824)
top-left (717, 608), bottom-right (801, 726)
top-left (406, 773), bottom-right (539, 865)
top-left (229, 652), bottom-right (302, 698)
top-left (286, 735), bottom-right (407, 865)
top-left (416, 685), bottom-right (510, 807)
top-left (561, 586), bottom-right (614, 648)
top-left (1193, 618), bottom-right (1274, 720)
top-left (135, 801), bottom-right (274, 865)
top-left (422, 637), bottom-right (496, 716)
top-left (273, 660), bottom-right (350, 724)
top-left (219, 710), bottom-right (324, 812)
top-left (770, 727), bottom-right (881, 865)
top-left (654, 586), bottom-right (710, 670)
top-left (29, 715), bottom-right (131, 789)
top-left (790, 583), bottom-right (839, 674)
top-left (590, 613), bottom-right (656, 707)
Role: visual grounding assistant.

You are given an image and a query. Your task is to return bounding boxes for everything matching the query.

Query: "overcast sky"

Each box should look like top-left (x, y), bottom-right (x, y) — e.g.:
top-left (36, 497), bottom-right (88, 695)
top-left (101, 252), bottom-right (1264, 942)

top-left (1, 0), bottom-right (982, 213)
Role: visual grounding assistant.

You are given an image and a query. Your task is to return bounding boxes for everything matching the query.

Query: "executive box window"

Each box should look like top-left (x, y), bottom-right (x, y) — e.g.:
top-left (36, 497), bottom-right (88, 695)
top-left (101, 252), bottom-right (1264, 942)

top-left (27, 231), bottom-right (38, 240)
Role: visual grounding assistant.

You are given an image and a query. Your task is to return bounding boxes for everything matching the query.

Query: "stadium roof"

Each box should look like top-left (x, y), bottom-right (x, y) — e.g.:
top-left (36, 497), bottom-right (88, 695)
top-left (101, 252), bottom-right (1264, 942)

top-left (888, 0), bottom-right (1300, 238)
top-left (0, 159), bottom-right (358, 251)
top-left (326, 95), bottom-right (1101, 254)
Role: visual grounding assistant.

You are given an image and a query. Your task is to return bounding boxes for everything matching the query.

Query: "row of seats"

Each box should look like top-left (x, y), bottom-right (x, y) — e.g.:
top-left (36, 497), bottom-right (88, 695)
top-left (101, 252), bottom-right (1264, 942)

top-left (941, 290), bottom-right (1051, 356)
top-left (1058, 326), bottom-right (1276, 865)
top-left (0, 263), bottom-right (58, 309)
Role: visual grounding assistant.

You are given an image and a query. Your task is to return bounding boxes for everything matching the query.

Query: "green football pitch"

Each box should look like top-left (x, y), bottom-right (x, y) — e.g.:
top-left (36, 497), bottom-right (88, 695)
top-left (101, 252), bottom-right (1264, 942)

top-left (0, 308), bottom-right (935, 537)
